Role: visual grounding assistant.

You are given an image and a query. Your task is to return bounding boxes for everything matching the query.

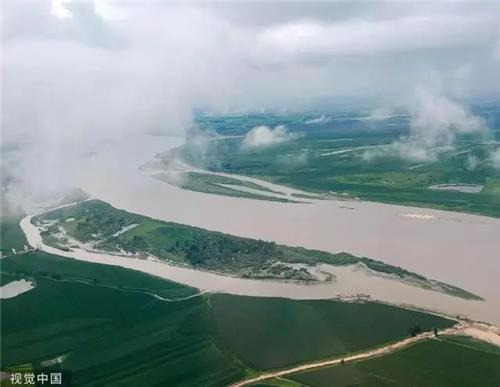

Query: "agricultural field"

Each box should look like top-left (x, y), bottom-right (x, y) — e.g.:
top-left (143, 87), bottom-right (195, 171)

top-left (165, 112), bottom-right (500, 217)
top-left (1, 252), bottom-right (454, 386)
top-left (209, 294), bottom-right (454, 370)
top-left (0, 201), bottom-right (27, 256)
top-left (33, 200), bottom-right (481, 299)
top-left (1, 252), bottom-right (243, 387)
top-left (0, 217), bottom-right (26, 256)
top-left (1, 212), bottom-right (496, 387)
top-left (290, 335), bottom-right (500, 387)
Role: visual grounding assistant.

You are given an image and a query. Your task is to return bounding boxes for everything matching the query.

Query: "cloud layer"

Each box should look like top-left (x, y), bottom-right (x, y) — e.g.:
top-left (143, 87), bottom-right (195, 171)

top-left (243, 125), bottom-right (296, 148)
top-left (2, 1), bottom-right (500, 203)
top-left (491, 149), bottom-right (500, 170)
top-left (392, 87), bottom-right (488, 162)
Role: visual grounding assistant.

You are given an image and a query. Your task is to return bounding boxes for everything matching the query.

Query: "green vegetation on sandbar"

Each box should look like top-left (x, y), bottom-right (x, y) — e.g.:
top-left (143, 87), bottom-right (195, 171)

top-left (173, 113), bottom-right (500, 217)
top-left (290, 335), bottom-right (500, 387)
top-left (209, 294), bottom-right (454, 370)
top-left (1, 252), bottom-right (455, 386)
top-left (34, 199), bottom-right (481, 299)
top-left (154, 171), bottom-right (294, 202)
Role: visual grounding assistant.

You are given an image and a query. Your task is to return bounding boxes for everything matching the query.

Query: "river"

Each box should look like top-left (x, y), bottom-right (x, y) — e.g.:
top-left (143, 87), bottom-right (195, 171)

top-left (42, 134), bottom-right (500, 323)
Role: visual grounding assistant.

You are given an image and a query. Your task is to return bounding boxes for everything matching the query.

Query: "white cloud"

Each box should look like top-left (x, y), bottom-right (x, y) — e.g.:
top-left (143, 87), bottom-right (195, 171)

top-left (392, 87), bottom-right (487, 161)
top-left (491, 149), bottom-right (500, 170)
top-left (242, 125), bottom-right (296, 148)
top-left (277, 149), bottom-right (309, 166)
top-left (362, 84), bottom-right (489, 163)
top-left (255, 14), bottom-right (498, 65)
top-left (411, 87), bottom-right (485, 142)
top-left (2, 2), bottom-right (500, 201)
top-left (51, 0), bottom-right (72, 19)
top-left (465, 154), bottom-right (479, 171)
top-left (93, 0), bottom-right (127, 21)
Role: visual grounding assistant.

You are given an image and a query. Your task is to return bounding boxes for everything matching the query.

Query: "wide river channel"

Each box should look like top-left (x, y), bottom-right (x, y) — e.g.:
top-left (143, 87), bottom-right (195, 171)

top-left (32, 134), bottom-right (500, 324)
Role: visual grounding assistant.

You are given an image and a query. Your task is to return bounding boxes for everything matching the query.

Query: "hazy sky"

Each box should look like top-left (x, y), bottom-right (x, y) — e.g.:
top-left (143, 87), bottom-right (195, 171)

top-left (3, 1), bottom-right (500, 142)
top-left (2, 1), bottom-right (500, 203)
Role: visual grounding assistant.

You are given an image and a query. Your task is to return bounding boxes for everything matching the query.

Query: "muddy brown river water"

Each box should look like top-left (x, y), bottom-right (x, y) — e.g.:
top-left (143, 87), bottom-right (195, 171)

top-left (44, 134), bottom-right (500, 323)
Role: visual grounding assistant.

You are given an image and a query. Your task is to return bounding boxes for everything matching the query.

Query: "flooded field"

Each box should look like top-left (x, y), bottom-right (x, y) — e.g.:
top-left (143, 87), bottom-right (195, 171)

top-left (428, 184), bottom-right (484, 193)
top-left (45, 134), bottom-right (500, 321)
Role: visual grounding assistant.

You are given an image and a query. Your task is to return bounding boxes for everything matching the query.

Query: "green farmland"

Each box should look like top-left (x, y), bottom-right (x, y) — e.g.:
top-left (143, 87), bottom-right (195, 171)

top-left (290, 335), bottom-right (500, 387)
top-left (2, 252), bottom-right (455, 386)
top-left (209, 294), bottom-right (454, 370)
top-left (0, 217), bottom-right (496, 387)
top-left (1, 253), bottom-right (241, 387)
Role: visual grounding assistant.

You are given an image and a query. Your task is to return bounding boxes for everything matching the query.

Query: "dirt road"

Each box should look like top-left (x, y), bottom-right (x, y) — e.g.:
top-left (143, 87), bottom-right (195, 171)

top-left (231, 322), bottom-right (497, 387)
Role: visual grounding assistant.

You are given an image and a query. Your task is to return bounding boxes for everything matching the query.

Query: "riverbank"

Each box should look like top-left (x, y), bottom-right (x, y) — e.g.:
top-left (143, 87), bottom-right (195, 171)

top-left (71, 135), bottom-right (500, 308)
top-left (19, 206), bottom-right (500, 325)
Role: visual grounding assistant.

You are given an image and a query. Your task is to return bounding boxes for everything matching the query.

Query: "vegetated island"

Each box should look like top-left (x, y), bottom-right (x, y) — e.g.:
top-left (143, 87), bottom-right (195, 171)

top-left (32, 199), bottom-right (481, 301)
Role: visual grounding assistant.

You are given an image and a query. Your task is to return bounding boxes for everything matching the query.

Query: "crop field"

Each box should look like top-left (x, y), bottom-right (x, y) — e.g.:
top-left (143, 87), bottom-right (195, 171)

top-left (0, 199), bottom-right (496, 386)
top-left (209, 294), bottom-right (454, 370)
top-left (0, 253), bottom-right (243, 387)
top-left (170, 112), bottom-right (500, 217)
top-left (33, 200), bottom-right (480, 298)
top-left (1, 252), bottom-right (457, 386)
top-left (0, 212), bottom-right (27, 255)
top-left (290, 336), bottom-right (500, 387)
top-left (1, 251), bottom-right (197, 299)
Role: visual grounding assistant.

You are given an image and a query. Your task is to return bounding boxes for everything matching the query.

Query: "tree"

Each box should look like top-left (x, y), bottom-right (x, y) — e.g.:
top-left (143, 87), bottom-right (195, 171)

top-left (408, 323), bottom-right (422, 337)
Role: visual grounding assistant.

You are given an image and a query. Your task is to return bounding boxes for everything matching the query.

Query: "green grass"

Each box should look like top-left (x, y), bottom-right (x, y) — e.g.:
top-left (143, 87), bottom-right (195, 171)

top-left (33, 200), bottom-right (481, 299)
top-left (290, 336), bottom-right (500, 387)
top-left (209, 294), bottom-right (454, 370)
